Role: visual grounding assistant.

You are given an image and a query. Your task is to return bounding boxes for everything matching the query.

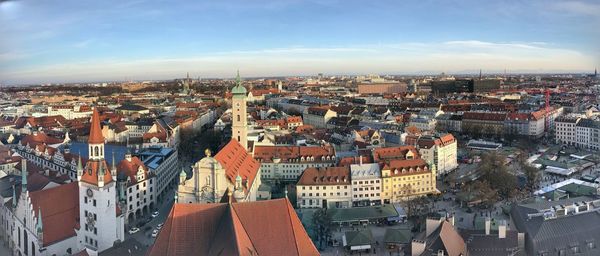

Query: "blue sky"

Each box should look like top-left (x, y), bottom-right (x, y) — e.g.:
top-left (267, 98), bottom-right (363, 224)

top-left (1, 0), bottom-right (599, 84)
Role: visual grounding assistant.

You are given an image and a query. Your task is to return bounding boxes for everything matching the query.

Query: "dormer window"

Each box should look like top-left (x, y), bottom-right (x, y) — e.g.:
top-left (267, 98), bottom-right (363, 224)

top-left (136, 167), bottom-right (145, 182)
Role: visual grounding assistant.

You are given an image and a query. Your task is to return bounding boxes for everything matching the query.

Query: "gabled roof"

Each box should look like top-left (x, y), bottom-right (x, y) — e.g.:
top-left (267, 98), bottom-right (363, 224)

top-left (117, 157), bottom-right (148, 185)
top-left (372, 146), bottom-right (420, 162)
top-left (214, 140), bottom-right (260, 192)
top-left (148, 198), bottom-right (318, 256)
top-left (253, 145), bottom-right (336, 163)
top-left (298, 166), bottom-right (350, 185)
top-left (423, 220), bottom-right (466, 256)
top-left (29, 182), bottom-right (79, 247)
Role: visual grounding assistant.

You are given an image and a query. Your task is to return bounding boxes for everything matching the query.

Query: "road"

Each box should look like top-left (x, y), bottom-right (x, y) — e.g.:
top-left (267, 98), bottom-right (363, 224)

top-left (125, 188), bottom-right (177, 248)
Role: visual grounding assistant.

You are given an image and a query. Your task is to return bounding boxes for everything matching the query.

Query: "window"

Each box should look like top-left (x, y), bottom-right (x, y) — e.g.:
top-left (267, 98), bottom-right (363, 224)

top-left (93, 200), bottom-right (97, 207)
top-left (84, 197), bottom-right (88, 204)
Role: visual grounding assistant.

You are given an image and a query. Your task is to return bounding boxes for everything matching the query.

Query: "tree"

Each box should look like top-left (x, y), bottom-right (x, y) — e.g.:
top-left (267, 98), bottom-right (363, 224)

top-left (312, 208), bottom-right (332, 249)
top-left (522, 164), bottom-right (540, 190)
top-left (478, 152), bottom-right (518, 199)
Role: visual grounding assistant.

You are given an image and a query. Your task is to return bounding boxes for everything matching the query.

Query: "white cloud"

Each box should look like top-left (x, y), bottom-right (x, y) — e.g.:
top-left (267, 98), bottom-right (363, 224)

top-left (1, 40), bottom-right (597, 84)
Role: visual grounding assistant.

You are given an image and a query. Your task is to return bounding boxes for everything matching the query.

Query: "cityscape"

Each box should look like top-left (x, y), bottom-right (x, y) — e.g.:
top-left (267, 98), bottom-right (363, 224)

top-left (1, 1), bottom-right (599, 256)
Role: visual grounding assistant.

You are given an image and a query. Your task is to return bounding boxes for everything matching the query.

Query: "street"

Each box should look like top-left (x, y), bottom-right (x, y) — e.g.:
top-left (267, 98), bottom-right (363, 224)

top-left (125, 187), bottom-right (177, 249)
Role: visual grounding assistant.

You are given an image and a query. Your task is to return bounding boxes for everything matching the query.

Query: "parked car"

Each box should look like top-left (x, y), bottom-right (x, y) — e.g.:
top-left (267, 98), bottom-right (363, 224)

top-left (157, 223), bottom-right (164, 230)
top-left (151, 211), bottom-right (159, 218)
top-left (152, 229), bottom-right (159, 238)
top-left (128, 227), bottom-right (140, 234)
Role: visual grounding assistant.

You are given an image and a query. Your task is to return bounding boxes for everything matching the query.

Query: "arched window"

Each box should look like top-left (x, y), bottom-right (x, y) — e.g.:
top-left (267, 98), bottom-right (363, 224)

top-left (94, 146), bottom-right (99, 157)
top-left (237, 115), bottom-right (241, 122)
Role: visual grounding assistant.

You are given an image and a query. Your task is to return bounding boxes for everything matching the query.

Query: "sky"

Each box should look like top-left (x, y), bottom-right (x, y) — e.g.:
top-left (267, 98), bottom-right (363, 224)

top-left (0, 0), bottom-right (599, 84)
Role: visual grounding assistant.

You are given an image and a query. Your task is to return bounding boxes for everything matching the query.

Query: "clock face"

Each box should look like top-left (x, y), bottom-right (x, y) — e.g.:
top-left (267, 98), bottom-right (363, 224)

top-left (86, 188), bottom-right (93, 198)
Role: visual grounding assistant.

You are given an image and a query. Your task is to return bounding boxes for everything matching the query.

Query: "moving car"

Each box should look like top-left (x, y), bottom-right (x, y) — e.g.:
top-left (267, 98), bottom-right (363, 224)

top-left (151, 211), bottom-right (159, 218)
top-left (152, 229), bottom-right (159, 238)
top-left (128, 227), bottom-right (140, 234)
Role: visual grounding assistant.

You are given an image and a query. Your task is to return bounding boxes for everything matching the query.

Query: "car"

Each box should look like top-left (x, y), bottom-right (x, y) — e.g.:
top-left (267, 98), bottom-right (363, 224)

top-left (157, 223), bottom-right (163, 230)
top-left (128, 227), bottom-right (140, 234)
top-left (151, 211), bottom-right (159, 218)
top-left (151, 229), bottom-right (159, 238)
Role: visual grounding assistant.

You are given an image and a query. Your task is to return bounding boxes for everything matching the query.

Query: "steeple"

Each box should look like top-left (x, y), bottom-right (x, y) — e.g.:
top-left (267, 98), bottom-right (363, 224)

top-left (232, 70), bottom-right (247, 96)
top-left (77, 154), bottom-right (83, 179)
top-left (111, 151), bottom-right (117, 177)
top-left (89, 108), bottom-right (104, 144)
top-left (36, 207), bottom-right (43, 234)
top-left (12, 185), bottom-right (16, 208)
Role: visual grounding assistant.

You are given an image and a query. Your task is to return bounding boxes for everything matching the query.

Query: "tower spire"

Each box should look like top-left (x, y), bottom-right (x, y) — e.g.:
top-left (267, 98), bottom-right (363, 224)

top-left (12, 185), bottom-right (16, 208)
top-left (36, 207), bottom-right (43, 233)
top-left (21, 161), bottom-right (27, 192)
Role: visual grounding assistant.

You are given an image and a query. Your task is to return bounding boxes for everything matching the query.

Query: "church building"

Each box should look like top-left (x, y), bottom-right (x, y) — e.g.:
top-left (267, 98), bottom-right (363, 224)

top-left (177, 72), bottom-right (261, 204)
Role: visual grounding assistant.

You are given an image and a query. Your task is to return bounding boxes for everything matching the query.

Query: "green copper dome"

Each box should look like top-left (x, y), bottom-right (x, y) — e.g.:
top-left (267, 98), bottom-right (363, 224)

top-left (232, 70), bottom-right (247, 95)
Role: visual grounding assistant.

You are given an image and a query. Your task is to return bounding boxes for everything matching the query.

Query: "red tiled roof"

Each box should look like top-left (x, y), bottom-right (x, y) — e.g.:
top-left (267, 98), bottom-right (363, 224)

top-left (147, 198), bottom-right (318, 256)
top-left (117, 157), bottom-right (148, 185)
top-left (80, 160), bottom-right (113, 186)
top-left (338, 155), bottom-right (373, 167)
top-left (29, 182), bottom-right (79, 247)
top-left (285, 116), bottom-right (303, 124)
top-left (372, 146), bottom-right (420, 162)
top-left (384, 158), bottom-right (429, 176)
top-left (298, 166), bottom-right (350, 185)
top-left (214, 140), bottom-right (260, 192)
top-left (462, 112), bottom-right (506, 122)
top-left (253, 145), bottom-right (336, 163)
top-left (20, 132), bottom-right (63, 147)
top-left (88, 108), bottom-right (105, 144)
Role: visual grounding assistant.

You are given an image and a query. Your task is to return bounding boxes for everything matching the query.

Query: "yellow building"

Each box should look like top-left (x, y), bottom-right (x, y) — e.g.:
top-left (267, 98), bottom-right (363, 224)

top-left (381, 158), bottom-right (437, 204)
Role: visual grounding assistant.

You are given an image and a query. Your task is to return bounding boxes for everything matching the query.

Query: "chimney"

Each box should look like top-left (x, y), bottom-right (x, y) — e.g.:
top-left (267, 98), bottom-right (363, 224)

top-left (485, 217), bottom-right (491, 235)
top-left (411, 240), bottom-right (426, 256)
top-left (498, 220), bottom-right (507, 239)
top-left (437, 250), bottom-right (445, 256)
top-left (359, 155), bottom-right (363, 166)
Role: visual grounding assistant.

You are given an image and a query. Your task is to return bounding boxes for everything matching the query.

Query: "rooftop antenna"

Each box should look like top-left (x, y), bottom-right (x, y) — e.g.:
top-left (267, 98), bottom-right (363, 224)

top-left (479, 69), bottom-right (482, 80)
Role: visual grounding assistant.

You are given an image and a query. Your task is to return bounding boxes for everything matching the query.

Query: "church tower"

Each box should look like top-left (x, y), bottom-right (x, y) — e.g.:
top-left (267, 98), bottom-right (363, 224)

top-left (77, 108), bottom-right (124, 253)
top-left (231, 70), bottom-right (248, 150)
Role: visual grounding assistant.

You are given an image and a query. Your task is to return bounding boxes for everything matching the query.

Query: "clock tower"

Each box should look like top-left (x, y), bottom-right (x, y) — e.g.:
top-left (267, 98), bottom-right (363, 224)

top-left (231, 70), bottom-right (248, 150)
top-left (77, 108), bottom-right (124, 253)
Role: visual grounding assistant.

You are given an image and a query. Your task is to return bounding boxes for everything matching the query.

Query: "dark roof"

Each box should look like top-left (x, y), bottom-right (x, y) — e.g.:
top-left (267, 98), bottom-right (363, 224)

top-left (460, 229), bottom-right (520, 256)
top-left (344, 229), bottom-right (374, 246)
top-left (383, 228), bottom-right (412, 244)
top-left (510, 196), bottom-right (600, 255)
top-left (116, 104), bottom-right (148, 111)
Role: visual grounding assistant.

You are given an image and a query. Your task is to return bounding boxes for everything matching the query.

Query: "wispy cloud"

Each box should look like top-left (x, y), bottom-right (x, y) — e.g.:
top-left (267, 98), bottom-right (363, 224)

top-left (2, 40), bottom-right (596, 84)
top-left (73, 39), bottom-right (95, 49)
top-left (550, 1), bottom-right (600, 17)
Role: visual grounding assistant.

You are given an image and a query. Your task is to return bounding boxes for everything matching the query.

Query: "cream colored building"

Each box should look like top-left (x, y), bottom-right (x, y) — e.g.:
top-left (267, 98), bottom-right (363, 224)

top-left (303, 106), bottom-right (337, 128)
top-left (381, 158), bottom-right (437, 204)
top-left (296, 166), bottom-right (352, 209)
